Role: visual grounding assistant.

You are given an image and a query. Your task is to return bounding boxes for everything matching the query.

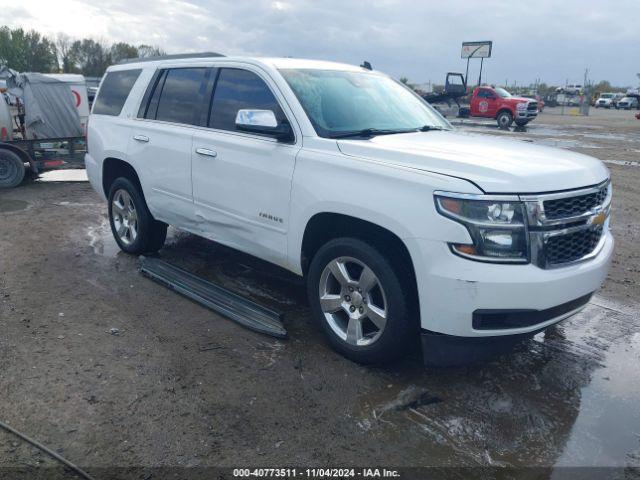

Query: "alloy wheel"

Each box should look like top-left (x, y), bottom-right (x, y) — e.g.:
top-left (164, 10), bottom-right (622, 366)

top-left (111, 189), bottom-right (139, 246)
top-left (318, 256), bottom-right (388, 346)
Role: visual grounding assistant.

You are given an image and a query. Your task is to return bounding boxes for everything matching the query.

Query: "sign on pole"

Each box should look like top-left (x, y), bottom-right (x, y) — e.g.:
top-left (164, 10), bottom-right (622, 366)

top-left (461, 41), bottom-right (492, 59)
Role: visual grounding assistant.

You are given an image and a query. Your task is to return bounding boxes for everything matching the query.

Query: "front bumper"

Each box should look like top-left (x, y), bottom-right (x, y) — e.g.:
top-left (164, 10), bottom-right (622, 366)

top-left (405, 231), bottom-right (613, 338)
top-left (516, 110), bottom-right (537, 119)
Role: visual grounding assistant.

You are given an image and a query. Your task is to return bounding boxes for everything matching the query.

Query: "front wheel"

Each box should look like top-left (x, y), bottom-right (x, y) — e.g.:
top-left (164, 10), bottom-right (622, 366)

top-left (496, 111), bottom-right (513, 129)
top-left (307, 238), bottom-right (416, 364)
top-left (108, 177), bottom-right (167, 254)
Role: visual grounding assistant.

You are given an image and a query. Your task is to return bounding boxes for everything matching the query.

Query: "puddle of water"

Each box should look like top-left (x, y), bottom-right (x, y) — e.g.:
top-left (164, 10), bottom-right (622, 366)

top-left (535, 138), bottom-right (602, 149)
top-left (583, 132), bottom-right (633, 142)
top-left (54, 201), bottom-right (101, 207)
top-left (38, 169), bottom-right (88, 182)
top-left (603, 159), bottom-right (640, 167)
top-left (525, 126), bottom-right (573, 137)
top-left (87, 218), bottom-right (121, 258)
top-left (355, 299), bottom-right (640, 467)
top-left (0, 199), bottom-right (30, 213)
top-left (553, 331), bottom-right (640, 468)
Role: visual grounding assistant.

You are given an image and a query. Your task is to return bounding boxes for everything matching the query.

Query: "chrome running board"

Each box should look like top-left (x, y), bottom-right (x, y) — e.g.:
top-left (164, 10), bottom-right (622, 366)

top-left (139, 256), bottom-right (287, 339)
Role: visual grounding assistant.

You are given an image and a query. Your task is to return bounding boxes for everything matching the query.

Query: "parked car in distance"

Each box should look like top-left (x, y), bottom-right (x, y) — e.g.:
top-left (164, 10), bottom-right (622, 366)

top-left (616, 97), bottom-right (639, 110)
top-left (469, 86), bottom-right (538, 128)
top-left (86, 55), bottom-right (613, 365)
top-left (595, 93), bottom-right (616, 108)
top-left (556, 84), bottom-right (582, 95)
top-left (595, 92), bottom-right (625, 109)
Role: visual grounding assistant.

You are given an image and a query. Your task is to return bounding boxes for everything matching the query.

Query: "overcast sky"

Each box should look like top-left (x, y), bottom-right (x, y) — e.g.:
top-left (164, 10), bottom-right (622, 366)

top-left (2, 0), bottom-right (638, 86)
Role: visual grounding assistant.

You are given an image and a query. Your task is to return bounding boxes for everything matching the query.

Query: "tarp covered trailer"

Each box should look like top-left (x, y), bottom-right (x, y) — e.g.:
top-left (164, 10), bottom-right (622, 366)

top-left (0, 68), bottom-right (86, 188)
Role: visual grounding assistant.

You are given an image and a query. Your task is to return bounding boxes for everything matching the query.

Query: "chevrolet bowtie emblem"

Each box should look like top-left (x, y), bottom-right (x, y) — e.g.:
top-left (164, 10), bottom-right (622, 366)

top-left (592, 211), bottom-right (607, 226)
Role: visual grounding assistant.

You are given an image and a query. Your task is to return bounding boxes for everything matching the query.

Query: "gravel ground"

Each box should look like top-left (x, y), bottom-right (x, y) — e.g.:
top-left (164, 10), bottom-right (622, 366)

top-left (0, 107), bottom-right (639, 479)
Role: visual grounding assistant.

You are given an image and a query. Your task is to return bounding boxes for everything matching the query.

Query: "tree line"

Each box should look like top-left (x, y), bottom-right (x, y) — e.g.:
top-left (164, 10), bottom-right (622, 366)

top-left (0, 26), bottom-right (165, 77)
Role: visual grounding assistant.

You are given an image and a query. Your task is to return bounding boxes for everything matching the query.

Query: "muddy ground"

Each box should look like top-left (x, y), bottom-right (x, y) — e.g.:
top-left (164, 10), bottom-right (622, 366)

top-left (0, 107), bottom-right (639, 479)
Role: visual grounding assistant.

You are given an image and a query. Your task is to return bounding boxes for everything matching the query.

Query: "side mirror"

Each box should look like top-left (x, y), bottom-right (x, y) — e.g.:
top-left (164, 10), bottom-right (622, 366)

top-left (235, 109), bottom-right (293, 142)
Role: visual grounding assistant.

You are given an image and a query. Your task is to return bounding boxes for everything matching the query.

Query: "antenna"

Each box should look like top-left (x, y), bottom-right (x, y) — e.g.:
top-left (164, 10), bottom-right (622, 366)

top-left (361, 61), bottom-right (372, 70)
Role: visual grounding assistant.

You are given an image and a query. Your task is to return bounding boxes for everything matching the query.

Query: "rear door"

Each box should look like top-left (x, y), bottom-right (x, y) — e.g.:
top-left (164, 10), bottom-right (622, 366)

top-left (190, 66), bottom-right (300, 266)
top-left (129, 67), bottom-right (211, 225)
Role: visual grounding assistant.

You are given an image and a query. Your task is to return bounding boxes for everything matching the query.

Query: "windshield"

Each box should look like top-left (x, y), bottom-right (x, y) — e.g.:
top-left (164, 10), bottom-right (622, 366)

top-left (279, 69), bottom-right (450, 138)
top-left (600, 93), bottom-right (613, 98)
top-left (494, 87), bottom-right (512, 98)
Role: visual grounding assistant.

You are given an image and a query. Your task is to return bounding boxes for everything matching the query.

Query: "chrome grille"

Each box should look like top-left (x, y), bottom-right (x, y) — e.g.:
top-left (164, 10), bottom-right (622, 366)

top-left (543, 184), bottom-right (608, 220)
top-left (527, 102), bottom-right (538, 111)
top-left (546, 226), bottom-right (603, 264)
top-left (523, 180), bottom-right (611, 269)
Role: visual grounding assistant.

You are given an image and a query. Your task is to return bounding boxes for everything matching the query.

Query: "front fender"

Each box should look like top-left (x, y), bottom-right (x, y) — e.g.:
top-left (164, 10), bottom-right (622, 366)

top-left (286, 148), bottom-right (479, 273)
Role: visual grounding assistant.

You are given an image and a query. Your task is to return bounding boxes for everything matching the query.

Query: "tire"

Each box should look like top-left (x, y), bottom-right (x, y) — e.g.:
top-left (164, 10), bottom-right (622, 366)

top-left (108, 177), bottom-right (167, 254)
top-left (307, 237), bottom-right (416, 364)
top-left (0, 149), bottom-right (26, 189)
top-left (496, 111), bottom-right (513, 129)
top-left (515, 119), bottom-right (529, 127)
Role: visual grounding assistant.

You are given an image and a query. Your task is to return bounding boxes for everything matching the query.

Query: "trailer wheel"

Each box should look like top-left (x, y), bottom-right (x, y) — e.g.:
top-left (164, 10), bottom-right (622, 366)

top-left (496, 111), bottom-right (513, 130)
top-left (0, 149), bottom-right (26, 189)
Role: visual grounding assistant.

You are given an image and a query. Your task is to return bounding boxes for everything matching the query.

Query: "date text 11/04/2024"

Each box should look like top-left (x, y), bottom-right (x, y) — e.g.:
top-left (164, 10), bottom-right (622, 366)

top-left (233, 468), bottom-right (401, 478)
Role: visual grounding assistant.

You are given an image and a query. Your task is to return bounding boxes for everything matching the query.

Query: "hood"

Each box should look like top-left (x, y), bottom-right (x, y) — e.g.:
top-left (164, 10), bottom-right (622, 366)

top-left (508, 96), bottom-right (534, 104)
top-left (337, 130), bottom-right (609, 193)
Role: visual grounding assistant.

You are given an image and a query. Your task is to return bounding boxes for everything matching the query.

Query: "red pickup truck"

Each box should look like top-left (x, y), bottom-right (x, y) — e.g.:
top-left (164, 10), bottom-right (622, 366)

top-left (469, 86), bottom-right (539, 128)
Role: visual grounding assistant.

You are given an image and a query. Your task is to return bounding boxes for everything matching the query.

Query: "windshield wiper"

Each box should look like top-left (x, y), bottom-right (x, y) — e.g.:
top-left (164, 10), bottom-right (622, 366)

top-left (328, 128), bottom-right (418, 139)
top-left (419, 125), bottom-right (446, 131)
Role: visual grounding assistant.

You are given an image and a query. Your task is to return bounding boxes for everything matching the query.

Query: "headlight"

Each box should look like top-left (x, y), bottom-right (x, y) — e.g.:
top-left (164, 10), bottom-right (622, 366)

top-left (516, 102), bottom-right (528, 110)
top-left (435, 193), bottom-right (529, 263)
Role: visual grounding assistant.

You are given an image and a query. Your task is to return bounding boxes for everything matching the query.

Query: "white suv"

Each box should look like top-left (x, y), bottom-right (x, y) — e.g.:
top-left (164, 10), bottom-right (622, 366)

top-left (86, 54), bottom-right (613, 364)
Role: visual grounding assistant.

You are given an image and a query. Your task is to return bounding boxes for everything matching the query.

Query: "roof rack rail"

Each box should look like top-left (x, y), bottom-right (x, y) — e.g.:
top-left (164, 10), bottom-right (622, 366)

top-left (117, 52), bottom-right (225, 65)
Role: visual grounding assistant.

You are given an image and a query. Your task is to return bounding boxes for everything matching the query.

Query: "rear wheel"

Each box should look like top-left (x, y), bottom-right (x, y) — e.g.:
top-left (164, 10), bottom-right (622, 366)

top-left (496, 111), bottom-right (513, 129)
top-left (108, 177), bottom-right (167, 254)
top-left (0, 149), bottom-right (25, 189)
top-left (307, 237), bottom-right (415, 364)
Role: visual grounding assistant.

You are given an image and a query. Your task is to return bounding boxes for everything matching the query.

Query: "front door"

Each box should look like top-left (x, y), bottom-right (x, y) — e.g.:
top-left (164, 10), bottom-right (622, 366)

top-left (474, 88), bottom-right (498, 118)
top-left (191, 67), bottom-right (300, 267)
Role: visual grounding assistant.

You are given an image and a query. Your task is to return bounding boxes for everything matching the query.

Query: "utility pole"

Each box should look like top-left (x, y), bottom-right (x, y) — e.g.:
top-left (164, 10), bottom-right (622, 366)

top-left (465, 57), bottom-right (470, 88)
top-left (581, 68), bottom-right (590, 116)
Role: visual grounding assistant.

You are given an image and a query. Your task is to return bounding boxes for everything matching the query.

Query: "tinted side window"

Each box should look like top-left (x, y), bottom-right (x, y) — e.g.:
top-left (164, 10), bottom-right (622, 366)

top-left (155, 68), bottom-right (208, 125)
top-left (93, 69), bottom-right (141, 116)
top-left (209, 68), bottom-right (286, 132)
top-left (137, 69), bottom-right (164, 119)
top-left (142, 70), bottom-right (167, 120)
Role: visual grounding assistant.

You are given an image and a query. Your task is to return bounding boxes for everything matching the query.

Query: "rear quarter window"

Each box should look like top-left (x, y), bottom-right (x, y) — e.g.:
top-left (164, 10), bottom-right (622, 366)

top-left (93, 69), bottom-right (142, 116)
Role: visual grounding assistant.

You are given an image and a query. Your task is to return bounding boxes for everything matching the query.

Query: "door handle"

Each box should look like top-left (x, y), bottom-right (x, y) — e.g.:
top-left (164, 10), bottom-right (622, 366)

top-left (195, 148), bottom-right (218, 158)
top-left (133, 134), bottom-right (149, 142)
